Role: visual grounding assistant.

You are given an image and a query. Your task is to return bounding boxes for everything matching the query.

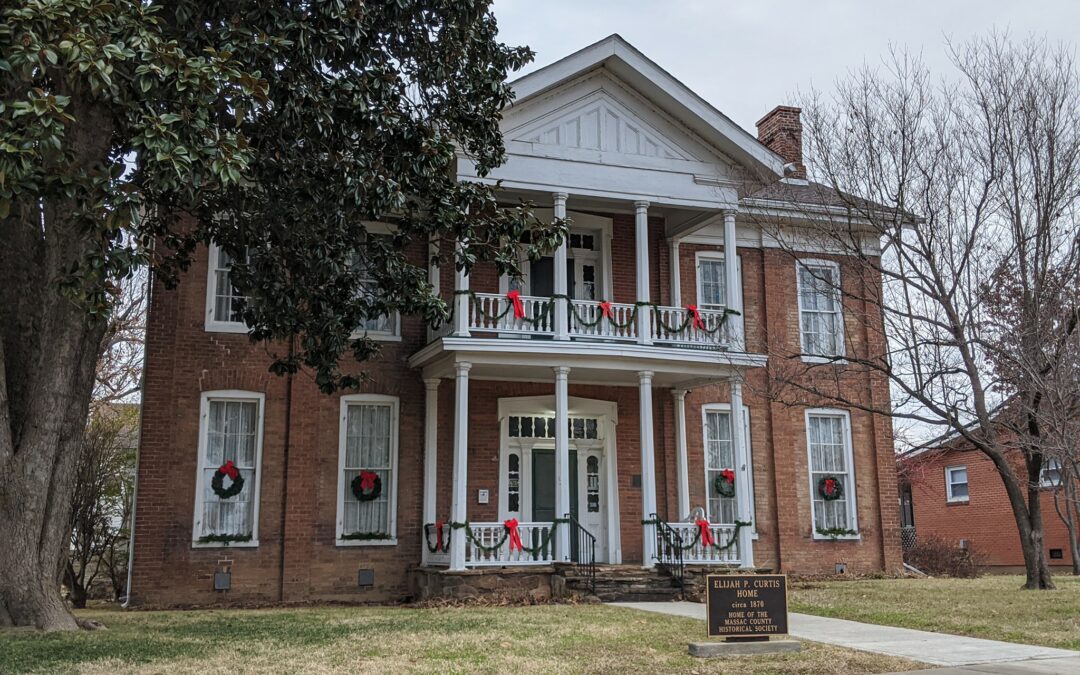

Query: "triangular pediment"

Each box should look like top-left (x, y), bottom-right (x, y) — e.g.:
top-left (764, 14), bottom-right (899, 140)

top-left (510, 87), bottom-right (698, 162)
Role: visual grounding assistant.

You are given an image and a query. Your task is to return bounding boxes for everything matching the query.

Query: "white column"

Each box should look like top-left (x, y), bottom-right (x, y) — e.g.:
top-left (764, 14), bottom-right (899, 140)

top-left (453, 238), bottom-right (470, 337)
top-left (730, 377), bottom-right (755, 568)
top-left (422, 379), bottom-right (440, 524)
top-left (669, 238), bottom-right (682, 307)
top-left (449, 362), bottom-right (471, 570)
top-left (634, 200), bottom-right (653, 345)
top-left (672, 389), bottom-right (690, 520)
top-left (553, 366), bottom-right (571, 560)
top-left (639, 370), bottom-right (658, 566)
top-left (553, 193), bottom-right (570, 340)
top-left (723, 209), bottom-right (743, 350)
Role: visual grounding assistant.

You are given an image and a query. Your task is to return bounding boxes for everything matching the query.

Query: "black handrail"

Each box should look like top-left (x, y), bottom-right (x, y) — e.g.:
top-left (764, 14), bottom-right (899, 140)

top-left (649, 513), bottom-right (685, 597)
top-left (566, 513), bottom-right (596, 595)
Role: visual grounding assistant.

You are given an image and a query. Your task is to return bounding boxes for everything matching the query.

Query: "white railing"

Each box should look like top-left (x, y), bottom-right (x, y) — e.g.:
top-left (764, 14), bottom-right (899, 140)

top-left (651, 305), bottom-right (733, 348)
top-left (667, 522), bottom-right (741, 565)
top-left (464, 521), bottom-right (557, 567)
top-left (468, 293), bottom-right (554, 336)
top-left (568, 300), bottom-right (638, 341)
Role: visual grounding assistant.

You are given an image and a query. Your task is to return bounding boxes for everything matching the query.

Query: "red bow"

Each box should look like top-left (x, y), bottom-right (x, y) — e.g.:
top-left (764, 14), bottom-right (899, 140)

top-left (824, 478), bottom-right (837, 495)
top-left (435, 520), bottom-right (446, 552)
top-left (504, 518), bottom-right (524, 552)
top-left (219, 460), bottom-right (239, 480)
top-left (686, 304), bottom-right (705, 330)
top-left (721, 468), bottom-right (735, 485)
top-left (506, 290), bottom-right (525, 319)
top-left (696, 518), bottom-right (715, 547)
top-left (359, 471), bottom-right (378, 491)
top-left (599, 301), bottom-right (613, 319)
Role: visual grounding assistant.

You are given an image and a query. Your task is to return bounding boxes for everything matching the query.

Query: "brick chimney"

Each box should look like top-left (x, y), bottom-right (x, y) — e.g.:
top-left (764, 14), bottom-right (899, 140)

top-left (755, 105), bottom-right (805, 180)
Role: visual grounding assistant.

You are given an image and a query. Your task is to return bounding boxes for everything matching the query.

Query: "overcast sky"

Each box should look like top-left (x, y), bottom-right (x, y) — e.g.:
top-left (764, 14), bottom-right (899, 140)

top-left (492, 0), bottom-right (1079, 132)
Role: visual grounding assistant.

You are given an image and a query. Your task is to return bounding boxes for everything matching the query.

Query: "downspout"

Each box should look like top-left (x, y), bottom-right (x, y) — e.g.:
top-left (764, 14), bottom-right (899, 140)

top-left (123, 269), bottom-right (152, 608)
top-left (277, 336), bottom-right (296, 602)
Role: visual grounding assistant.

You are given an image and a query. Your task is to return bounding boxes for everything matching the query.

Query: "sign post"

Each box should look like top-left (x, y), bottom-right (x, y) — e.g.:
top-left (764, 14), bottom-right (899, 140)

top-left (688, 574), bottom-right (801, 658)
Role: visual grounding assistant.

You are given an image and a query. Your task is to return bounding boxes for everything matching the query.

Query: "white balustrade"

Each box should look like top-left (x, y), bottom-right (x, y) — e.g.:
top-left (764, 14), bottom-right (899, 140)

top-left (651, 305), bottom-right (733, 348)
top-left (568, 300), bottom-right (638, 341)
top-left (464, 521), bottom-right (558, 567)
top-left (667, 521), bottom-right (741, 564)
top-left (468, 293), bottom-right (554, 336)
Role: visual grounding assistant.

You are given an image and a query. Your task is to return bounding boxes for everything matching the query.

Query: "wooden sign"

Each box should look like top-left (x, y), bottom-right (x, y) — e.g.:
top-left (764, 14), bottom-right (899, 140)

top-left (705, 574), bottom-right (789, 639)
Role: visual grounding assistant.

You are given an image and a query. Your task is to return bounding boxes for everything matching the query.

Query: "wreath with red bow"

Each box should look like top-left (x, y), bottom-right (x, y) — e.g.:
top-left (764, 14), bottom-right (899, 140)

top-left (818, 475), bottom-right (844, 501)
top-left (713, 468), bottom-right (736, 498)
top-left (211, 460), bottom-right (245, 499)
top-left (351, 470), bottom-right (382, 502)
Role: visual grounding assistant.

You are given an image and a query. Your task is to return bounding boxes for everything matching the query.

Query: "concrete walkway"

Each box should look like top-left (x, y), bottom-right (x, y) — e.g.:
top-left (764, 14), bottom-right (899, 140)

top-left (610, 601), bottom-right (1080, 672)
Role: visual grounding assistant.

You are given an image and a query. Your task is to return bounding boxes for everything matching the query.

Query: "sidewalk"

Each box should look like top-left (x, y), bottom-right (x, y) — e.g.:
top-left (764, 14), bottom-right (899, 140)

top-left (610, 601), bottom-right (1080, 672)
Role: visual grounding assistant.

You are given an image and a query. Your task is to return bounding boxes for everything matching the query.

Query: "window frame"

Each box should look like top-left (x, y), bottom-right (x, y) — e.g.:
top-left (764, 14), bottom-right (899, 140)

top-left (945, 465), bottom-right (970, 503)
top-left (1039, 459), bottom-right (1062, 489)
top-left (349, 222), bottom-right (402, 342)
top-left (701, 402), bottom-right (757, 535)
top-left (336, 393), bottom-right (400, 546)
top-left (204, 243), bottom-right (250, 334)
top-left (804, 408), bottom-right (860, 540)
top-left (795, 258), bottom-right (845, 363)
top-left (191, 390), bottom-right (265, 548)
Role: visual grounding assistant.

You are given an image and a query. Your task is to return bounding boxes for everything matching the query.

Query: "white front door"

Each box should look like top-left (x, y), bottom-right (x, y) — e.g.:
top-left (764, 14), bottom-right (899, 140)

top-left (575, 448), bottom-right (609, 562)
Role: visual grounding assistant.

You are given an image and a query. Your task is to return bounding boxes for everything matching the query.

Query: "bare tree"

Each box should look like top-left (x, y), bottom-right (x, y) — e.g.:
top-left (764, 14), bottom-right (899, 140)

top-left (756, 34), bottom-right (1080, 589)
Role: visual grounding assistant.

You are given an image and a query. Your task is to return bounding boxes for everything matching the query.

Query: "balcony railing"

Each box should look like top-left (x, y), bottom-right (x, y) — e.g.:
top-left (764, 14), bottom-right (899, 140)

top-left (464, 521), bottom-right (558, 567)
top-left (664, 521), bottom-right (741, 565)
top-left (447, 292), bottom-right (736, 349)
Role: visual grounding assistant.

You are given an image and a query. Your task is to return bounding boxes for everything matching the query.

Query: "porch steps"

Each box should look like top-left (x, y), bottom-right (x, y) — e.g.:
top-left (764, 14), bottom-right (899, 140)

top-left (561, 565), bottom-right (683, 602)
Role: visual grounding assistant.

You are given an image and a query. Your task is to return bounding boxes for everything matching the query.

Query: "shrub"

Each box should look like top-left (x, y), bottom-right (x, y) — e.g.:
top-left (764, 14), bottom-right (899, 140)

top-left (904, 535), bottom-right (986, 578)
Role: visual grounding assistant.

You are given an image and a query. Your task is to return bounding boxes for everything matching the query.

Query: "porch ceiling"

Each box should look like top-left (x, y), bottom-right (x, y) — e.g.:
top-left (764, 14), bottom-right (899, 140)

top-left (409, 337), bottom-right (767, 389)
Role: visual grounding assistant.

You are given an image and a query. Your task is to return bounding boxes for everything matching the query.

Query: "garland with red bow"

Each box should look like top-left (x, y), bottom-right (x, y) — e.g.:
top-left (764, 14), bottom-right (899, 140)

top-left (210, 460), bottom-right (245, 499)
top-left (643, 517), bottom-right (752, 552)
top-left (817, 475), bottom-right (844, 502)
top-left (448, 519), bottom-right (566, 555)
top-left (424, 521), bottom-right (450, 553)
top-left (351, 470), bottom-right (382, 502)
top-left (695, 519), bottom-right (715, 547)
top-left (713, 468), bottom-right (736, 498)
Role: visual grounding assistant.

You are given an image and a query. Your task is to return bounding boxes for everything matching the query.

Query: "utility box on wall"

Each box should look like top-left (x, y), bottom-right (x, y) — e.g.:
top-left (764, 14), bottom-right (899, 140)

top-left (358, 568), bottom-right (375, 588)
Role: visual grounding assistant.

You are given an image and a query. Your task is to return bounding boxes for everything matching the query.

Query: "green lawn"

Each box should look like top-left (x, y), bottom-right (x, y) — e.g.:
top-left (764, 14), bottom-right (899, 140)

top-left (0, 604), bottom-right (920, 674)
top-left (790, 574), bottom-right (1080, 650)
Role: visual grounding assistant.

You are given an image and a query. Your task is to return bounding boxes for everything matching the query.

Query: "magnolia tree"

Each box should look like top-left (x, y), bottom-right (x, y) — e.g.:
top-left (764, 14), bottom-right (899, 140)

top-left (0, 1), bottom-right (556, 630)
top-left (758, 35), bottom-right (1080, 589)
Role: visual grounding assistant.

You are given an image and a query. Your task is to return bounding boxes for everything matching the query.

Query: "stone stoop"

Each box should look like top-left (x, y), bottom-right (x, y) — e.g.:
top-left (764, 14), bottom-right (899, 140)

top-left (560, 565), bottom-right (684, 602)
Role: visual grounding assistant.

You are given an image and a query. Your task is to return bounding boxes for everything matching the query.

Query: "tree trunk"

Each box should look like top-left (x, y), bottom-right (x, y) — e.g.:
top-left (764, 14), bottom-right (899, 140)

top-left (63, 561), bottom-right (87, 610)
top-left (986, 449), bottom-right (1055, 589)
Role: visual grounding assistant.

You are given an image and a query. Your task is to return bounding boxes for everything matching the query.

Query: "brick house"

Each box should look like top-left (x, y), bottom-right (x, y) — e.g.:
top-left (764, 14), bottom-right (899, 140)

top-left (127, 35), bottom-right (903, 607)
top-left (898, 435), bottom-right (1075, 571)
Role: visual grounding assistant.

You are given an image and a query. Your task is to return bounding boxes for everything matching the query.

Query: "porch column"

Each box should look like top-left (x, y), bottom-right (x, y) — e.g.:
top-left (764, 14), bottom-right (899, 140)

top-left (669, 238), bottom-right (682, 306)
top-left (553, 366), bottom-right (571, 560)
top-left (639, 370), bottom-right (658, 566)
top-left (634, 200), bottom-right (653, 345)
top-left (722, 209), bottom-right (743, 350)
top-left (672, 389), bottom-right (690, 519)
top-left (553, 192), bottom-right (570, 340)
top-left (730, 377), bottom-right (755, 568)
top-left (449, 362), bottom-right (471, 570)
top-left (422, 378), bottom-right (440, 545)
top-left (453, 238), bottom-right (470, 337)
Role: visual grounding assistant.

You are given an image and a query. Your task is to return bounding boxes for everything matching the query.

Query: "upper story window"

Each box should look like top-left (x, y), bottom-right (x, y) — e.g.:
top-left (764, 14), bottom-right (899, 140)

top-left (797, 260), bottom-right (844, 359)
top-left (697, 256), bottom-right (727, 310)
top-left (337, 395), bottom-right (399, 544)
top-left (806, 410), bottom-right (859, 538)
top-left (193, 391), bottom-right (264, 546)
top-left (205, 244), bottom-right (250, 333)
top-left (945, 466), bottom-right (969, 502)
top-left (351, 231), bottom-right (400, 340)
top-left (1040, 459), bottom-right (1063, 488)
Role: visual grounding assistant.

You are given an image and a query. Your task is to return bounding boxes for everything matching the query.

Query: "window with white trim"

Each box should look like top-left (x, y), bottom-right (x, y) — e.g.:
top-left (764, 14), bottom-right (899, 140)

top-left (945, 466), bottom-right (969, 502)
top-left (697, 257), bottom-right (727, 309)
top-left (806, 410), bottom-right (858, 536)
top-left (703, 409), bottom-right (736, 523)
top-left (1040, 459), bottom-right (1062, 488)
top-left (350, 235), bottom-right (400, 339)
top-left (205, 244), bottom-right (250, 332)
top-left (193, 392), bottom-right (264, 545)
top-left (797, 260), bottom-right (844, 358)
top-left (338, 395), bottom-right (398, 543)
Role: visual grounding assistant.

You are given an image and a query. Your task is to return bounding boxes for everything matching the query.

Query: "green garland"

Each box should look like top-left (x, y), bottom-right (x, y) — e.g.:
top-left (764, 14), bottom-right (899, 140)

top-left (642, 518), bottom-right (752, 553)
top-left (424, 523), bottom-right (450, 553)
top-left (449, 519), bottom-right (567, 556)
top-left (454, 290), bottom-right (554, 328)
top-left (197, 533), bottom-right (253, 545)
top-left (815, 526), bottom-right (859, 539)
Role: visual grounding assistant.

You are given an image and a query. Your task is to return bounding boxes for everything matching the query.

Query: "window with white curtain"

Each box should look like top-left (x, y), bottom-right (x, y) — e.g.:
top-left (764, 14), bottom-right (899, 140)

top-left (806, 410), bottom-right (858, 537)
top-left (703, 409), bottom-right (737, 524)
top-left (205, 244), bottom-right (250, 332)
top-left (193, 391), bottom-right (264, 544)
top-left (797, 260), bottom-right (844, 358)
top-left (697, 257), bottom-right (727, 309)
top-left (338, 395), bottom-right (399, 543)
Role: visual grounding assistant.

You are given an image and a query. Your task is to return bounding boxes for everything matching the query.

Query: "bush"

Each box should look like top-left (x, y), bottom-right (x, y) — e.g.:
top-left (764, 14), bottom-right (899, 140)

top-left (904, 535), bottom-right (986, 578)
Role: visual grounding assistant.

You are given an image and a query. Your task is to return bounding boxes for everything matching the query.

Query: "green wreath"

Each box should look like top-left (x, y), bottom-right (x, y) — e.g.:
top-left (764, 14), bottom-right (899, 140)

top-left (351, 471), bottom-right (382, 501)
top-left (818, 475), bottom-right (844, 501)
top-left (713, 469), bottom-right (736, 498)
top-left (211, 461), bottom-right (245, 499)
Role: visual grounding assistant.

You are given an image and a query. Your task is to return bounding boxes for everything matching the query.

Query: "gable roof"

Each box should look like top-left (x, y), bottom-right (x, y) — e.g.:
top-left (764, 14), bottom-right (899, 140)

top-left (508, 34), bottom-right (786, 183)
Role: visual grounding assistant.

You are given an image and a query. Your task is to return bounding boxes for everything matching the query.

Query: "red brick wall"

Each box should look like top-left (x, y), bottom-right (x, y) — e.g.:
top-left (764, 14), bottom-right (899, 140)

top-left (904, 448), bottom-right (1075, 568)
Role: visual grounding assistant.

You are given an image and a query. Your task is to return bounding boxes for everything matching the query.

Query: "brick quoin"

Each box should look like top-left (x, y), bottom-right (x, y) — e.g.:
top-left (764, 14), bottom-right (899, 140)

top-left (130, 197), bottom-right (902, 607)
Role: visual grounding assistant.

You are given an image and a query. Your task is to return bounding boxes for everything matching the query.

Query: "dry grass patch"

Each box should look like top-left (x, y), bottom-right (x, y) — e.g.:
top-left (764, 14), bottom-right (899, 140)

top-left (0, 604), bottom-right (921, 674)
top-left (790, 574), bottom-right (1080, 650)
